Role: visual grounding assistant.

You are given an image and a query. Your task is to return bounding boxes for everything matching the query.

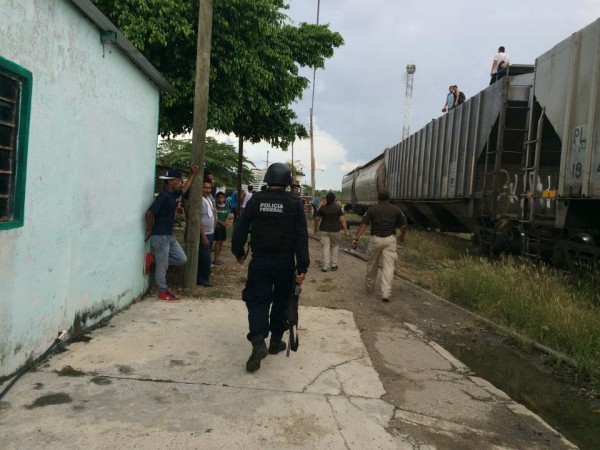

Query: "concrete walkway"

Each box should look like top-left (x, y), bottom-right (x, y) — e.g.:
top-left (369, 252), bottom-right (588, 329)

top-left (0, 298), bottom-right (576, 449)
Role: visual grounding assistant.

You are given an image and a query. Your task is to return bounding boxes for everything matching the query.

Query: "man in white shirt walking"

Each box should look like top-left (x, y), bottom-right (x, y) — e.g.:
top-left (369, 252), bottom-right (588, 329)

top-left (490, 46), bottom-right (510, 85)
top-left (241, 184), bottom-right (253, 213)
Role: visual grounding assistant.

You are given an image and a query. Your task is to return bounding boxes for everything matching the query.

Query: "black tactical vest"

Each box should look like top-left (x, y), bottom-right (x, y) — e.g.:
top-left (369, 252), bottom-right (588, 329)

top-left (250, 190), bottom-right (297, 255)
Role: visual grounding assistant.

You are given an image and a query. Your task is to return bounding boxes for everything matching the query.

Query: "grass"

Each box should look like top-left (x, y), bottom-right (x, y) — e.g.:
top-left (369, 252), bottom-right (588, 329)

top-left (388, 228), bottom-right (599, 386)
top-left (395, 228), bottom-right (472, 283)
top-left (316, 284), bottom-right (336, 292)
top-left (205, 289), bottom-right (231, 299)
top-left (431, 256), bottom-right (600, 385)
top-left (406, 229), bottom-right (471, 261)
top-left (55, 365), bottom-right (86, 377)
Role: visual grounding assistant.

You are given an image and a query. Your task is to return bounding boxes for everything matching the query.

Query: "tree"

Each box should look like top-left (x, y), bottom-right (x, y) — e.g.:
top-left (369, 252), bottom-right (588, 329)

top-left (305, 187), bottom-right (336, 199)
top-left (285, 160), bottom-right (305, 179)
top-left (157, 138), bottom-right (254, 188)
top-left (91, 0), bottom-right (344, 146)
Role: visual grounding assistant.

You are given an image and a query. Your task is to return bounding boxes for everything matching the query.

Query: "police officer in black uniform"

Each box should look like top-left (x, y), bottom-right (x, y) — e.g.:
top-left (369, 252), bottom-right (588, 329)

top-left (232, 163), bottom-right (310, 372)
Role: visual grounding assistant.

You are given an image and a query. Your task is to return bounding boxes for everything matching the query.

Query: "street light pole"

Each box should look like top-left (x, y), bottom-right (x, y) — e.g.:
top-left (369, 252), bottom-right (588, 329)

top-left (310, 108), bottom-right (315, 196)
top-left (309, 0), bottom-right (321, 198)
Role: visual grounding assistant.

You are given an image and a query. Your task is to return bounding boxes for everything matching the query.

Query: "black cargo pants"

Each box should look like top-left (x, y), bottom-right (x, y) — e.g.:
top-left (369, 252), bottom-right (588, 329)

top-left (242, 254), bottom-right (294, 341)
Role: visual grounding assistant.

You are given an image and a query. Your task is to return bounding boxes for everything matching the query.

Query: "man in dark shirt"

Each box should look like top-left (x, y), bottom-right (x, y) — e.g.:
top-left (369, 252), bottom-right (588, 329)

top-left (145, 166), bottom-right (199, 302)
top-left (290, 183), bottom-right (301, 198)
top-left (314, 192), bottom-right (348, 271)
top-left (351, 188), bottom-right (406, 303)
top-left (232, 163), bottom-right (309, 372)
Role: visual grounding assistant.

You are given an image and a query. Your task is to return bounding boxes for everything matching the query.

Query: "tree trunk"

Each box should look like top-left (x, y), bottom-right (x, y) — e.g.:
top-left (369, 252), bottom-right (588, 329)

top-left (184, 0), bottom-right (213, 288)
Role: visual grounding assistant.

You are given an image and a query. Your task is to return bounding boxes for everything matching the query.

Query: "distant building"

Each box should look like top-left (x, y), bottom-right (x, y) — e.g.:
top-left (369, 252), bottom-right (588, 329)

top-left (0, 0), bottom-right (171, 377)
top-left (251, 168), bottom-right (267, 191)
top-left (250, 167), bottom-right (306, 194)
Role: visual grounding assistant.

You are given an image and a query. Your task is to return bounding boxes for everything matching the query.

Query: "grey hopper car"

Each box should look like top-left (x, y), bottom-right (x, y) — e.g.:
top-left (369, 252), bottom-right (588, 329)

top-left (343, 18), bottom-right (600, 267)
top-left (342, 154), bottom-right (385, 215)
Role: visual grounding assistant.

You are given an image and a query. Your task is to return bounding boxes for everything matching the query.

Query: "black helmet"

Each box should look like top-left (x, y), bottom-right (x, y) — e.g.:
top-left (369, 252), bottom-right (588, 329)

top-left (264, 162), bottom-right (292, 186)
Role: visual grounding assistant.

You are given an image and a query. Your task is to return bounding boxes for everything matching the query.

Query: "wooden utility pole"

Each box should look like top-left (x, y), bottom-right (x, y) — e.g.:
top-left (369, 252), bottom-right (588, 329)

top-left (184, 0), bottom-right (214, 287)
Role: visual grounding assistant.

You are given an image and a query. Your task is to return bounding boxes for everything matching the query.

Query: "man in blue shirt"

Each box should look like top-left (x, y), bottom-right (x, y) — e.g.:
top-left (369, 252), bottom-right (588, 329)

top-left (145, 166), bottom-right (199, 302)
top-left (230, 189), bottom-right (239, 223)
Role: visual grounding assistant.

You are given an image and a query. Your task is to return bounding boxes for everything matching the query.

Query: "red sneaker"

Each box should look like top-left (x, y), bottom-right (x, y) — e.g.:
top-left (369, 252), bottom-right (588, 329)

top-left (165, 289), bottom-right (180, 300)
top-left (144, 252), bottom-right (155, 275)
top-left (157, 291), bottom-right (180, 302)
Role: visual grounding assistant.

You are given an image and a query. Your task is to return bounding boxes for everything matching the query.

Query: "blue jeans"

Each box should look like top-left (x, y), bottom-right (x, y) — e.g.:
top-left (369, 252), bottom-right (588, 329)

top-left (197, 233), bottom-right (214, 284)
top-left (150, 235), bottom-right (187, 293)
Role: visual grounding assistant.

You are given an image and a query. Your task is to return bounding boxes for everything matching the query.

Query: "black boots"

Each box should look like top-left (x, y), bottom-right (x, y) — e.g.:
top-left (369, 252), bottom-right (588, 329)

top-left (246, 337), bottom-right (268, 372)
top-left (246, 334), bottom-right (287, 371)
top-left (268, 335), bottom-right (287, 355)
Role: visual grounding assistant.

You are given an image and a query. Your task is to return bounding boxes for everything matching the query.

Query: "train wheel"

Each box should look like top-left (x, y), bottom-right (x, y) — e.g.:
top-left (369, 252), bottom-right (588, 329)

top-left (551, 242), bottom-right (567, 268)
top-left (509, 230), bottom-right (524, 255)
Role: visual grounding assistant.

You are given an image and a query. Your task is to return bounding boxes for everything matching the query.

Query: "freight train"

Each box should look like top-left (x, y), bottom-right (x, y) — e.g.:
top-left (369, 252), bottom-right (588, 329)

top-left (342, 18), bottom-right (600, 267)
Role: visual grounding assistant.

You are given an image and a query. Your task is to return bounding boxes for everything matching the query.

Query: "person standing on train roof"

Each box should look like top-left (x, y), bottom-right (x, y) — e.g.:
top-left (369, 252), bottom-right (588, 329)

top-left (453, 85), bottom-right (465, 108)
top-left (351, 188), bottom-right (407, 303)
top-left (490, 46), bottom-right (510, 85)
top-left (442, 85), bottom-right (455, 113)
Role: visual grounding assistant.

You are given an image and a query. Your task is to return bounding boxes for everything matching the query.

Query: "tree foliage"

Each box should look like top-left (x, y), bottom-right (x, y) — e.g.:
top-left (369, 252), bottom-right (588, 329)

top-left (285, 160), bottom-right (305, 177)
top-left (158, 138), bottom-right (254, 187)
top-left (91, 0), bottom-right (344, 148)
top-left (303, 185), bottom-right (338, 199)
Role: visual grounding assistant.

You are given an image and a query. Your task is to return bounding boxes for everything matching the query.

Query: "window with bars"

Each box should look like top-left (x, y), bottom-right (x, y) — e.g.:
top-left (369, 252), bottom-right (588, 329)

top-left (0, 57), bottom-right (31, 230)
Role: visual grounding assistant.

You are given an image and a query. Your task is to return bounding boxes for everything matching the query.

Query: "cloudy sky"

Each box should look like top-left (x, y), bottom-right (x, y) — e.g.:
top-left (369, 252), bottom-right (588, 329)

top-left (210, 1), bottom-right (600, 190)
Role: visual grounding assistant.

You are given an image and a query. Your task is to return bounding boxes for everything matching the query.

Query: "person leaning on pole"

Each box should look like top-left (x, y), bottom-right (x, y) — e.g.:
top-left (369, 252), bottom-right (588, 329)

top-left (351, 187), bottom-right (407, 303)
top-left (144, 165), bottom-right (199, 302)
top-left (232, 163), bottom-right (310, 372)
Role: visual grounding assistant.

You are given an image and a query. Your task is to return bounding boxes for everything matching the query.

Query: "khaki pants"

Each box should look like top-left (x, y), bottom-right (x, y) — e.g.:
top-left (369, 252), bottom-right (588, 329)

top-left (320, 231), bottom-right (341, 270)
top-left (365, 235), bottom-right (398, 298)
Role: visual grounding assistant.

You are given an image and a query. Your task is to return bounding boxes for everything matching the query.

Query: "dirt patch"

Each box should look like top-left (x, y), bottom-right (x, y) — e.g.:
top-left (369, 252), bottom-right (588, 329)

top-left (90, 377), bottom-right (112, 386)
top-left (25, 393), bottom-right (72, 409)
top-left (116, 365), bottom-right (134, 375)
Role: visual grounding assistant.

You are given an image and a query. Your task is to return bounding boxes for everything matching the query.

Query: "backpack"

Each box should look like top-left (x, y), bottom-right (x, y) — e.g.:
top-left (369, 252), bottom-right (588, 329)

top-left (497, 60), bottom-right (508, 72)
top-left (458, 91), bottom-right (466, 104)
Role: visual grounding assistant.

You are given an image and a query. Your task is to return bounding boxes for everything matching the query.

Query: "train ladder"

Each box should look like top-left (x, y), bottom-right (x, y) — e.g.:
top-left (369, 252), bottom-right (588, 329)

top-left (520, 105), bottom-right (546, 257)
top-left (483, 80), bottom-right (532, 218)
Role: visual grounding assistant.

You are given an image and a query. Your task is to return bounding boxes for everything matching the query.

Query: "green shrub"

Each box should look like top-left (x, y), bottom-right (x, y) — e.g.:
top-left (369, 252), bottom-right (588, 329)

top-left (433, 256), bottom-right (600, 384)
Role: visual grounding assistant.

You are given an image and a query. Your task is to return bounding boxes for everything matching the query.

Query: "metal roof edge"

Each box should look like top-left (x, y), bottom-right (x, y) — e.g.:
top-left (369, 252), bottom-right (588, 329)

top-left (67, 0), bottom-right (174, 93)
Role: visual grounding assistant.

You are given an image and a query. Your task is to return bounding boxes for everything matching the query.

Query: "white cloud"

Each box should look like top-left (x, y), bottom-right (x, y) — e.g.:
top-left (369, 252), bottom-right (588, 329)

top-left (206, 122), bottom-right (350, 190)
top-left (341, 161), bottom-right (363, 172)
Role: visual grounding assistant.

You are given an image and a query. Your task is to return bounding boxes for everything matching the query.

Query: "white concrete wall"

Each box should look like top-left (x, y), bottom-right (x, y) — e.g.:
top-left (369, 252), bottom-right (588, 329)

top-left (0, 0), bottom-right (159, 376)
